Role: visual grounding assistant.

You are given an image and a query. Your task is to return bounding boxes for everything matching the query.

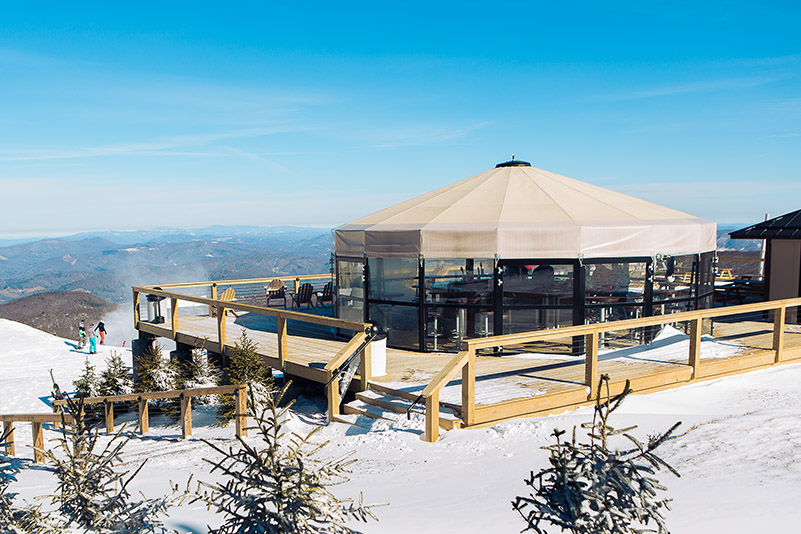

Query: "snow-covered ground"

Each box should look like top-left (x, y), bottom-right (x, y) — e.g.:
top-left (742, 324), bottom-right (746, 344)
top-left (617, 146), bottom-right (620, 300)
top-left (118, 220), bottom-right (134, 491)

top-left (3, 317), bottom-right (801, 532)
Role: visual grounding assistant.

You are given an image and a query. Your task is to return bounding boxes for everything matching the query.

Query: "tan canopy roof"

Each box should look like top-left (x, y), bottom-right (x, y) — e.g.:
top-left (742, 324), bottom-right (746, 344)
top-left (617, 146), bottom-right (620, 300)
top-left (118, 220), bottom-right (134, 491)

top-left (335, 162), bottom-right (716, 259)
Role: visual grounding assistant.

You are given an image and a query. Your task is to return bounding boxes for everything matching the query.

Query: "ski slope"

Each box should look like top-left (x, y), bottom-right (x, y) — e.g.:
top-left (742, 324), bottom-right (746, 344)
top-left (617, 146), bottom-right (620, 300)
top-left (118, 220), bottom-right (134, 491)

top-left (2, 318), bottom-right (801, 533)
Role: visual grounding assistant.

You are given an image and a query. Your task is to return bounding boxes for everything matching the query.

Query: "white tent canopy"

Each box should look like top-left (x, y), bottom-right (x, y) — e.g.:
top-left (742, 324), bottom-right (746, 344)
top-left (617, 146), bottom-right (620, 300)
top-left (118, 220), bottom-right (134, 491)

top-left (335, 162), bottom-right (716, 259)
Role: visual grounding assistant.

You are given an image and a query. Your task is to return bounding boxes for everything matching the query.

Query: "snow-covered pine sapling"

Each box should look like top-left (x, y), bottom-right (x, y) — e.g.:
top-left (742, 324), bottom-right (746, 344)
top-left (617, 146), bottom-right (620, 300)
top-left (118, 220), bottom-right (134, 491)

top-left (99, 351), bottom-right (134, 397)
top-left (74, 357), bottom-right (103, 421)
top-left (513, 374), bottom-right (681, 534)
top-left (134, 342), bottom-right (179, 414)
top-left (195, 382), bottom-right (379, 534)
top-left (0, 428), bottom-right (51, 533)
top-left (176, 348), bottom-right (220, 407)
top-left (46, 396), bottom-right (176, 533)
top-left (74, 358), bottom-right (100, 398)
top-left (218, 329), bottom-right (274, 424)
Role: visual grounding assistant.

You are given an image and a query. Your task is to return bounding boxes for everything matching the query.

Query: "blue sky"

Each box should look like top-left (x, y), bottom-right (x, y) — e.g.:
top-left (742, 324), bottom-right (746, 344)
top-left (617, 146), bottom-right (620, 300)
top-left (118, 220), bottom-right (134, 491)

top-left (1, 1), bottom-right (800, 237)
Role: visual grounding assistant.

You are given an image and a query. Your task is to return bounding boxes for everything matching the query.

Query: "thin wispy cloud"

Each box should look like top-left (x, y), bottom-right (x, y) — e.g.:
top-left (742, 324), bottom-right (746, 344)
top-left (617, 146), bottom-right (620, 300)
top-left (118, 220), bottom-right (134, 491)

top-left (0, 126), bottom-right (305, 162)
top-left (596, 76), bottom-right (780, 101)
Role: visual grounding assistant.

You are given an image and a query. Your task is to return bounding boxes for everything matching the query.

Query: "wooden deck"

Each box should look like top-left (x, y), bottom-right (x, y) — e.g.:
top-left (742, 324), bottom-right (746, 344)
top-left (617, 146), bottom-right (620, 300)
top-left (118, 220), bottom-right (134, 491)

top-left (133, 281), bottom-right (801, 441)
top-left (138, 308), bottom-right (801, 411)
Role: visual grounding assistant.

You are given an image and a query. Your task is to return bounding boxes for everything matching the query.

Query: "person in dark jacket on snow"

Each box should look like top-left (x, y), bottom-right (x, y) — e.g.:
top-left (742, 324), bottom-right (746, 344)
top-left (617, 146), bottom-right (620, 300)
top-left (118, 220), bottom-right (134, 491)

top-left (95, 321), bottom-right (107, 344)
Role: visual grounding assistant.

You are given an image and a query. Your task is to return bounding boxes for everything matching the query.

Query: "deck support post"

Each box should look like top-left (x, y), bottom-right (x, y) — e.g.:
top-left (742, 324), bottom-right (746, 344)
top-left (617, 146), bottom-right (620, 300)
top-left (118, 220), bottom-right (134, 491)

top-left (773, 305), bottom-right (786, 363)
top-left (425, 392), bottom-right (440, 443)
top-left (104, 400), bottom-right (114, 433)
top-left (180, 393), bottom-right (192, 439)
top-left (461, 346), bottom-right (475, 426)
top-left (3, 421), bottom-right (14, 456)
top-left (326, 376), bottom-right (340, 420)
top-left (277, 317), bottom-right (288, 369)
top-left (358, 341), bottom-right (372, 392)
top-left (171, 297), bottom-right (179, 339)
top-left (138, 397), bottom-right (149, 434)
top-left (32, 422), bottom-right (44, 464)
top-left (235, 385), bottom-right (248, 438)
top-left (585, 331), bottom-right (599, 400)
top-left (217, 306), bottom-right (227, 352)
top-left (133, 289), bottom-right (141, 329)
top-left (689, 317), bottom-right (702, 378)
top-left (209, 283), bottom-right (218, 317)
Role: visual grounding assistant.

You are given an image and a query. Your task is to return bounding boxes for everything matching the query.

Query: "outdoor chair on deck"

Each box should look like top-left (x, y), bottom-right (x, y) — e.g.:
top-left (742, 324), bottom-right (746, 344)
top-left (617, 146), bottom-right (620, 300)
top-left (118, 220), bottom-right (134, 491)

top-left (292, 283), bottom-right (316, 309)
top-left (217, 287), bottom-right (240, 318)
top-left (317, 281), bottom-right (334, 309)
top-left (264, 279), bottom-right (287, 308)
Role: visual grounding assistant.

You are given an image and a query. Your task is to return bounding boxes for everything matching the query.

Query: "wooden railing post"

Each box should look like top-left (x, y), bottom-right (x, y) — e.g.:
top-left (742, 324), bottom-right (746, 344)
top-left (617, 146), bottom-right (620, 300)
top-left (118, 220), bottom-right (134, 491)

top-left (689, 317), bottom-right (702, 377)
top-left (326, 375), bottom-right (340, 420)
top-left (425, 392), bottom-right (440, 443)
top-left (217, 306), bottom-right (227, 351)
top-left (104, 400), bottom-right (114, 433)
top-left (133, 289), bottom-right (141, 329)
top-left (235, 385), bottom-right (248, 438)
top-left (773, 305), bottom-right (786, 363)
top-left (461, 346), bottom-right (475, 426)
top-left (180, 393), bottom-right (192, 439)
top-left (585, 331), bottom-right (599, 400)
top-left (52, 403), bottom-right (60, 430)
top-left (277, 316), bottom-right (288, 368)
top-left (171, 297), bottom-right (179, 340)
top-left (32, 422), bottom-right (44, 464)
top-left (138, 397), bottom-right (149, 434)
top-left (209, 283), bottom-right (218, 317)
top-left (3, 421), bottom-right (14, 456)
top-left (359, 340), bottom-right (372, 392)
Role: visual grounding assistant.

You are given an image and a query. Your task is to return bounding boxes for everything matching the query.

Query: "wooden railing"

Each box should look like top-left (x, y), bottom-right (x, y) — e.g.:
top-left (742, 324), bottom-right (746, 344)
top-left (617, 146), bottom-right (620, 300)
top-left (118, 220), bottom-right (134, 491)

top-left (2, 413), bottom-right (77, 463)
top-left (133, 281), bottom-right (370, 369)
top-left (422, 297), bottom-right (801, 442)
top-left (323, 331), bottom-right (373, 420)
top-left (52, 385), bottom-right (249, 440)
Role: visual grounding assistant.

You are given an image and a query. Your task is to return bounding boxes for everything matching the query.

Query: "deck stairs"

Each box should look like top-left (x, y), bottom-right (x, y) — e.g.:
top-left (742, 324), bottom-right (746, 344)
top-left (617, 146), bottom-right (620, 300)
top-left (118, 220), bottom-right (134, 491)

top-left (334, 383), bottom-right (463, 434)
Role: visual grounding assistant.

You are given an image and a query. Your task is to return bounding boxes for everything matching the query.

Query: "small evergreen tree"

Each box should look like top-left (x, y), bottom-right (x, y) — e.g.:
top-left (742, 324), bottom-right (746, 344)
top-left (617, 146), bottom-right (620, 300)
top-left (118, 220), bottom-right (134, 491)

top-left (99, 352), bottom-right (134, 397)
top-left (46, 397), bottom-right (175, 533)
top-left (74, 358), bottom-right (100, 399)
top-left (195, 383), bottom-right (378, 534)
top-left (135, 343), bottom-right (177, 395)
top-left (218, 329), bottom-right (274, 424)
top-left (513, 375), bottom-right (681, 534)
top-left (177, 349), bottom-right (220, 407)
top-left (74, 358), bottom-right (103, 421)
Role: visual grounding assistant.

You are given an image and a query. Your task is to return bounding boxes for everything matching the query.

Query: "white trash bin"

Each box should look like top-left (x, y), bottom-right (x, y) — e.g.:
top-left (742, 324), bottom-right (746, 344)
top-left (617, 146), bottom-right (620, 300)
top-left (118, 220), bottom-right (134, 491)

top-left (369, 334), bottom-right (387, 377)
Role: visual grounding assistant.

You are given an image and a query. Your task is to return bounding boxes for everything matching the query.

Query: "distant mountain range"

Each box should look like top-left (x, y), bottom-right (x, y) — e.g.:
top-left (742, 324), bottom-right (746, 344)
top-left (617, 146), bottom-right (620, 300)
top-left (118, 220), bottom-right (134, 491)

top-left (0, 226), bottom-right (333, 305)
top-left (0, 223), bottom-right (763, 306)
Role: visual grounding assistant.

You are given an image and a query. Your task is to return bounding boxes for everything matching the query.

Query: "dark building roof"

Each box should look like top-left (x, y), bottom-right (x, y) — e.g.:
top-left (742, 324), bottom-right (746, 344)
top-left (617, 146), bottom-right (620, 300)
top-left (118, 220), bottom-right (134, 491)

top-left (730, 209), bottom-right (801, 239)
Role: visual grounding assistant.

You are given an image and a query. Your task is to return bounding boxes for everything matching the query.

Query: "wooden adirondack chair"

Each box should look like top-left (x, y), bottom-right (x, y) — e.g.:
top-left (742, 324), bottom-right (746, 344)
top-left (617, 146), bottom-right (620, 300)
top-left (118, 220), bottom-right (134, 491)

top-left (317, 281), bottom-right (334, 308)
top-left (292, 283), bottom-right (315, 309)
top-left (218, 287), bottom-right (239, 318)
top-left (264, 279), bottom-right (287, 308)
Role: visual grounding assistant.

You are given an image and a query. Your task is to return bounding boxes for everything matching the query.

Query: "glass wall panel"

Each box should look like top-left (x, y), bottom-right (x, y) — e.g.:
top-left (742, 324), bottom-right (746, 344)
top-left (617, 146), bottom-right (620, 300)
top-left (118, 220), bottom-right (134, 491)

top-left (337, 260), bottom-right (364, 323)
top-left (698, 252), bottom-right (715, 303)
top-left (368, 258), bottom-right (418, 303)
top-left (369, 303), bottom-right (419, 350)
top-left (653, 255), bottom-right (696, 302)
top-left (425, 306), bottom-right (494, 352)
top-left (425, 259), bottom-right (493, 305)
top-left (502, 264), bottom-right (573, 306)
top-left (503, 308), bottom-right (573, 335)
top-left (585, 262), bottom-right (646, 323)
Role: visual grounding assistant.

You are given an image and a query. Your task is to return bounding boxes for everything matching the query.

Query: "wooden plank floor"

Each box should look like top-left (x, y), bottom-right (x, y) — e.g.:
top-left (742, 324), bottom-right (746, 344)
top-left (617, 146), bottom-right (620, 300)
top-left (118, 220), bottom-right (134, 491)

top-left (140, 312), bottom-right (801, 419)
